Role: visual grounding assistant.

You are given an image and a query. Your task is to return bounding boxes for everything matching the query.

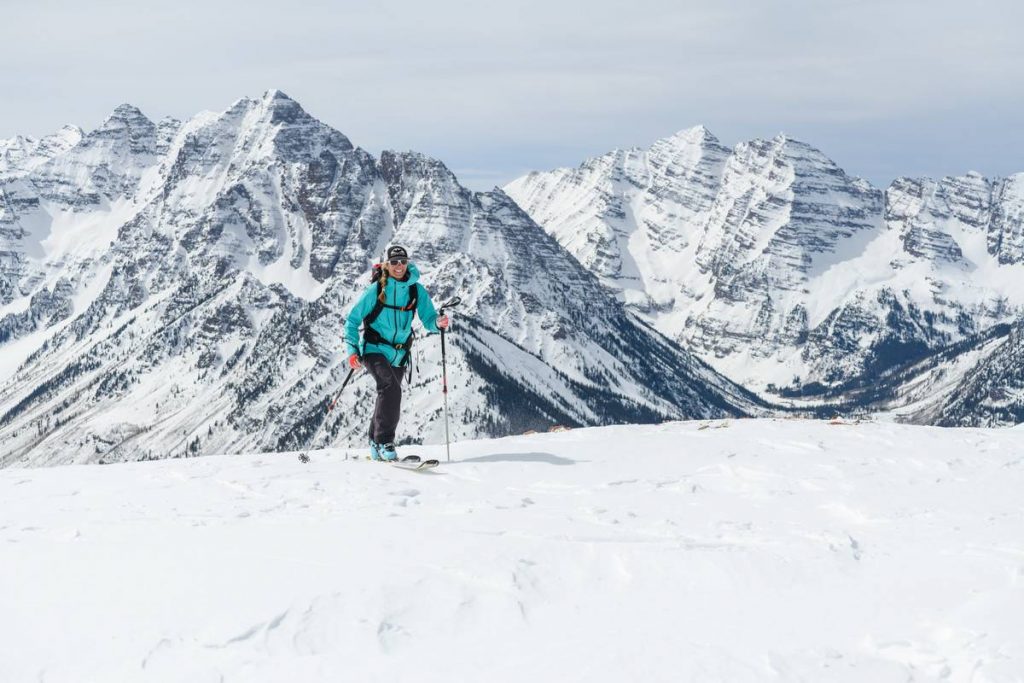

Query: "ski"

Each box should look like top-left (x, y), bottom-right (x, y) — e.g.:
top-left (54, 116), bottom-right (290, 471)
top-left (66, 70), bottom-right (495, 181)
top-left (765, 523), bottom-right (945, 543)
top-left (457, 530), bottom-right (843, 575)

top-left (299, 453), bottom-right (437, 469)
top-left (365, 454), bottom-right (439, 470)
top-left (390, 457), bottom-right (439, 471)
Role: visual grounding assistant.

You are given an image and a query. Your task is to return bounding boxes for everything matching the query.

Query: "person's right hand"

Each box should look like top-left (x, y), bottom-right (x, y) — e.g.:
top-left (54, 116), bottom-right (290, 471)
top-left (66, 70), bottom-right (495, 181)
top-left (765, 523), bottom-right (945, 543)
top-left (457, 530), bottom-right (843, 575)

top-left (348, 353), bottom-right (362, 370)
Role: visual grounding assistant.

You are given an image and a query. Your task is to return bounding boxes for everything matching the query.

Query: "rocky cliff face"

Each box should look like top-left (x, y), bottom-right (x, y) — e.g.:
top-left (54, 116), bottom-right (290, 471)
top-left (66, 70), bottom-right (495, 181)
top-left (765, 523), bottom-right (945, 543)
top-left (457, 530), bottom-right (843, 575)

top-left (506, 130), bottom-right (1024, 401)
top-left (0, 93), bottom-right (760, 467)
top-left (928, 319), bottom-right (1024, 427)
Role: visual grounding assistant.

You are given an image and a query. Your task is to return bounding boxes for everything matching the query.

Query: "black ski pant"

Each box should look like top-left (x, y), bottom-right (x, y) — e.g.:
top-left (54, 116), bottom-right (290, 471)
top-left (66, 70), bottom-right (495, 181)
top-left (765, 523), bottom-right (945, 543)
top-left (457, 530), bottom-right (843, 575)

top-left (363, 353), bottom-right (404, 445)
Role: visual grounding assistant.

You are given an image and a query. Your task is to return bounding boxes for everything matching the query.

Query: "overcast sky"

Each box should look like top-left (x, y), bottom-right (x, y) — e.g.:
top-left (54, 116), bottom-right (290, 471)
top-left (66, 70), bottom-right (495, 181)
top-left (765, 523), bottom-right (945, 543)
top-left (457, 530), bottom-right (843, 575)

top-left (2, 0), bottom-right (1022, 189)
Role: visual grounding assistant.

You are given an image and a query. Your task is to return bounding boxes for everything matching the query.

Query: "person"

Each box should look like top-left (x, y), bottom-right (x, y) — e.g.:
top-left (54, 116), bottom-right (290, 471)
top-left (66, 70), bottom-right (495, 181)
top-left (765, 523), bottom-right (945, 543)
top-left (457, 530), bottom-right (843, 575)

top-left (344, 244), bottom-right (449, 461)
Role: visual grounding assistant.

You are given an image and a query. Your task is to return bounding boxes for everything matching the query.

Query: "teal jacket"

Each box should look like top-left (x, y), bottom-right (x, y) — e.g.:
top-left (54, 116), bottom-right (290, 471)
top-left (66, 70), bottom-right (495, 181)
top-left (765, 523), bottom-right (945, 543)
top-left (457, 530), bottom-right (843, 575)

top-left (344, 263), bottom-right (441, 367)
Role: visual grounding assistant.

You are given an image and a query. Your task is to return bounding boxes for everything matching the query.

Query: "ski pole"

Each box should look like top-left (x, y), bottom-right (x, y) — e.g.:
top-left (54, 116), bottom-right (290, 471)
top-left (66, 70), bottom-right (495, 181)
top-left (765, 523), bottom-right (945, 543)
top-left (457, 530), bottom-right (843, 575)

top-left (441, 324), bottom-right (450, 463)
top-left (298, 365), bottom-right (357, 463)
top-left (438, 297), bottom-right (462, 463)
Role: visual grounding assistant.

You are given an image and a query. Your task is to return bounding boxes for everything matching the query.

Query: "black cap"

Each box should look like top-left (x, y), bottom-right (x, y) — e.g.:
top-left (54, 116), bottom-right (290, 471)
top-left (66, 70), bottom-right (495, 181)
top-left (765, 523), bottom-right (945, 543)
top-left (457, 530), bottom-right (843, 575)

top-left (385, 244), bottom-right (409, 261)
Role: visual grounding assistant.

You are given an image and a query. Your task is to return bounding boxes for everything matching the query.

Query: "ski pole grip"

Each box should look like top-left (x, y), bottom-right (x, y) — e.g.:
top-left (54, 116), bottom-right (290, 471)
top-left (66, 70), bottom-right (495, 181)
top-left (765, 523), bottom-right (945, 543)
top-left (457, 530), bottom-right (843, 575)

top-left (439, 295), bottom-right (462, 313)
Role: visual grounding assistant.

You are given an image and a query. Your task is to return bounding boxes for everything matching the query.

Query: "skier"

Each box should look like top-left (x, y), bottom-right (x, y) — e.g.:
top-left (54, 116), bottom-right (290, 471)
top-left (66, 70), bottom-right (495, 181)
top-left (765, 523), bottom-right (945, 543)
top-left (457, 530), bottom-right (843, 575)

top-left (344, 244), bottom-right (449, 461)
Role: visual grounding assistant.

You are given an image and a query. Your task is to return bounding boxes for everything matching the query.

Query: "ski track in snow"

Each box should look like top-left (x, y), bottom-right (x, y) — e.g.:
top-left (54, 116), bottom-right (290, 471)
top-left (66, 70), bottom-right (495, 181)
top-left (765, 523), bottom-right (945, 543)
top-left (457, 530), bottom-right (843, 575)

top-left (1, 419), bottom-right (1023, 682)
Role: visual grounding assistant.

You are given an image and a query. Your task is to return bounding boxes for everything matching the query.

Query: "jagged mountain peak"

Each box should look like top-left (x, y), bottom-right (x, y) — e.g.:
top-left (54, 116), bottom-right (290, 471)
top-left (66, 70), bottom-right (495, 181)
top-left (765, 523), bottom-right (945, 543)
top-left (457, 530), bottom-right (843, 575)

top-left (0, 125), bottom-right (85, 177)
top-left (664, 124), bottom-right (720, 146)
top-left (51, 124), bottom-right (84, 145)
top-left (100, 103), bottom-right (154, 128)
top-left (745, 132), bottom-right (838, 166)
top-left (111, 102), bottom-right (146, 116)
top-left (220, 90), bottom-right (311, 124)
top-left (254, 88), bottom-right (317, 127)
top-left (57, 123), bottom-right (84, 135)
top-left (223, 90), bottom-right (299, 118)
top-left (83, 103), bottom-right (158, 158)
top-left (34, 125), bottom-right (85, 160)
top-left (261, 88), bottom-right (293, 102)
top-left (647, 126), bottom-right (731, 176)
top-left (541, 127), bottom-right (729, 182)
top-left (183, 91), bottom-right (353, 170)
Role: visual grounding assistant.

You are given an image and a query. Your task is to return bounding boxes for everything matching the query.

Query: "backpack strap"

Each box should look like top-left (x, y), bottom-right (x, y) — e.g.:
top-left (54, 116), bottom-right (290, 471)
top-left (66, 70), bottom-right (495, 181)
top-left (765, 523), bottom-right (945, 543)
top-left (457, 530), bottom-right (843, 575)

top-left (364, 281), bottom-right (419, 327)
top-left (361, 282), bottom-right (420, 359)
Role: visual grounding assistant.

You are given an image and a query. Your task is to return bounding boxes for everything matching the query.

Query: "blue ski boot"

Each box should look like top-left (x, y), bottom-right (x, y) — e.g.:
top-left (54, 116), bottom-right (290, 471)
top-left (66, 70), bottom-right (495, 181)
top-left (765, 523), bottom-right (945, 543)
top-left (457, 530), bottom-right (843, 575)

top-left (369, 440), bottom-right (383, 461)
top-left (380, 442), bottom-right (399, 462)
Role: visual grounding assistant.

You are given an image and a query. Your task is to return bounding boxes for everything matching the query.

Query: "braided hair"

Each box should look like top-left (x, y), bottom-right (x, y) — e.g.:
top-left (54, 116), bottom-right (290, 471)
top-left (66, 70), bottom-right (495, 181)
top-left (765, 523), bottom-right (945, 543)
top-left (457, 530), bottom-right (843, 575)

top-left (377, 265), bottom-right (390, 304)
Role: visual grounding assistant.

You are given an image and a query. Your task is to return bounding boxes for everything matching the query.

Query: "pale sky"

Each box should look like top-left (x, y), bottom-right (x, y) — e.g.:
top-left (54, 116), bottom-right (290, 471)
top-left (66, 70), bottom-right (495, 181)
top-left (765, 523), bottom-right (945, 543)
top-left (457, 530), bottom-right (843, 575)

top-left (2, 0), bottom-right (1022, 189)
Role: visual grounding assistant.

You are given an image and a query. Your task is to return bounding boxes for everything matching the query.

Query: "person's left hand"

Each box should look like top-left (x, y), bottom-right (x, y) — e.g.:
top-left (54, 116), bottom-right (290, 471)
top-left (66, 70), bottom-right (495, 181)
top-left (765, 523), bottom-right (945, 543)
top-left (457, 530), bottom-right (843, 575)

top-left (437, 315), bottom-right (450, 330)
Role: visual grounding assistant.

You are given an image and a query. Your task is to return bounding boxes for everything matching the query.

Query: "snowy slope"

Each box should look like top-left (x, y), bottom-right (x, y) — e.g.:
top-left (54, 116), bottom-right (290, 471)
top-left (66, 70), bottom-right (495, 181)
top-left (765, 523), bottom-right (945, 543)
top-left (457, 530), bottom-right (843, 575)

top-left (2, 419), bottom-right (1023, 682)
top-left (506, 131), bottom-right (1024, 396)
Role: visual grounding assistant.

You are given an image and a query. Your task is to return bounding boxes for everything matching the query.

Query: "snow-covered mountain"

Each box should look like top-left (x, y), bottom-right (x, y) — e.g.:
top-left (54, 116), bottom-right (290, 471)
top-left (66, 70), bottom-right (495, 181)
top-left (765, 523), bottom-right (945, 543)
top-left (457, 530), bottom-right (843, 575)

top-left (4, 419), bottom-right (1023, 681)
top-left (812, 319), bottom-right (1024, 428)
top-left (0, 125), bottom-right (83, 181)
top-left (505, 128), bottom-right (1024, 402)
top-left (0, 92), bottom-right (762, 467)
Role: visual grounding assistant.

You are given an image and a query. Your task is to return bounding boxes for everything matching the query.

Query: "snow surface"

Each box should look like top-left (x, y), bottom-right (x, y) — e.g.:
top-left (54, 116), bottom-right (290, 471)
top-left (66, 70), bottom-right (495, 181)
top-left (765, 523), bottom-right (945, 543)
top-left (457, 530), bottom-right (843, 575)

top-left (2, 419), bottom-right (1023, 682)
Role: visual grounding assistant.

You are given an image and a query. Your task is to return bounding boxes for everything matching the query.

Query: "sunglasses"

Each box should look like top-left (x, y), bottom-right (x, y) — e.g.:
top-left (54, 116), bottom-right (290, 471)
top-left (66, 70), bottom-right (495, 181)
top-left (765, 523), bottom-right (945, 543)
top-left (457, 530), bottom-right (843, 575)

top-left (388, 258), bottom-right (408, 266)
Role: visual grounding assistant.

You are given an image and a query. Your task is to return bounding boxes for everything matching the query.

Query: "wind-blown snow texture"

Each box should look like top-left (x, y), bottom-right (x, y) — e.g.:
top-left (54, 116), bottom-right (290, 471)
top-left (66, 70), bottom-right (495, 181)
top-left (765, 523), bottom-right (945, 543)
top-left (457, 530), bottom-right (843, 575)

top-left (505, 128), bottom-right (1024, 414)
top-left (2, 420), bottom-right (1023, 681)
top-left (0, 92), bottom-right (761, 467)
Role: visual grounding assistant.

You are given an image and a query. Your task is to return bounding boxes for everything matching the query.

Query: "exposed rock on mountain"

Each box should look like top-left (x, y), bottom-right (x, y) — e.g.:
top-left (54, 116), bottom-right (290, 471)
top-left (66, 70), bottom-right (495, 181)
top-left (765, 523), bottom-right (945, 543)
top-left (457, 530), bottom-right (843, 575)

top-left (506, 130), bottom-right (1024, 404)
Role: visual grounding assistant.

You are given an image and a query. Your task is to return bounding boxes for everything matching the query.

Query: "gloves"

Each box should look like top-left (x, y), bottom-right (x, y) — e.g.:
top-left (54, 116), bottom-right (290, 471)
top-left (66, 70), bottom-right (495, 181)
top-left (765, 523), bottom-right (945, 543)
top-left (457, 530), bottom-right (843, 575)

top-left (348, 353), bottom-right (362, 369)
top-left (437, 314), bottom-right (450, 330)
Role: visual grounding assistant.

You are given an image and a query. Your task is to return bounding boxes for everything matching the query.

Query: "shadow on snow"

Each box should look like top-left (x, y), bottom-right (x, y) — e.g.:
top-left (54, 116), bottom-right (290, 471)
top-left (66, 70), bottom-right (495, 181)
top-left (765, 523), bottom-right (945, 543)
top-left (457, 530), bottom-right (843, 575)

top-left (456, 452), bottom-right (577, 466)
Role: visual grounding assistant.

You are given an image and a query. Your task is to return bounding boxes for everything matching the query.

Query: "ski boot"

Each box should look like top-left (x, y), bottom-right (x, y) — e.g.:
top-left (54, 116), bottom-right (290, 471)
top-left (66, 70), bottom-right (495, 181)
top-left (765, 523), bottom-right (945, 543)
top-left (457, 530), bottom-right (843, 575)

top-left (369, 440), bottom-right (383, 461)
top-left (379, 442), bottom-right (399, 462)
